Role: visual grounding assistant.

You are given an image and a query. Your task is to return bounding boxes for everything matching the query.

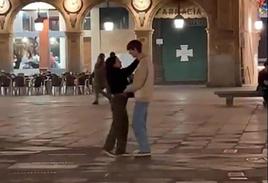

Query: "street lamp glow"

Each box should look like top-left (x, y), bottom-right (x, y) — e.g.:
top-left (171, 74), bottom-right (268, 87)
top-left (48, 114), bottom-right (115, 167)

top-left (254, 20), bottom-right (263, 30)
top-left (34, 9), bottom-right (45, 31)
top-left (174, 18), bottom-right (185, 29)
top-left (49, 37), bottom-right (57, 45)
top-left (34, 22), bottom-right (44, 31)
top-left (104, 21), bottom-right (114, 31)
top-left (22, 37), bottom-right (28, 43)
top-left (34, 11), bottom-right (44, 31)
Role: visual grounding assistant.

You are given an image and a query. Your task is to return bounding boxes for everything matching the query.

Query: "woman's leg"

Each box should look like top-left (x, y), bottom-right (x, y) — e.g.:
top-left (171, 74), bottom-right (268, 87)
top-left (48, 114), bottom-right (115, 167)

top-left (115, 96), bottom-right (129, 154)
top-left (103, 98), bottom-right (117, 151)
top-left (92, 89), bottom-right (99, 104)
top-left (263, 88), bottom-right (268, 106)
top-left (100, 90), bottom-right (111, 101)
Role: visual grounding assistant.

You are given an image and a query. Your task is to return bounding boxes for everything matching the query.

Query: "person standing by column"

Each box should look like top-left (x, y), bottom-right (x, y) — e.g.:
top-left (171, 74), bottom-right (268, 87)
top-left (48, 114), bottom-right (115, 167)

top-left (124, 40), bottom-right (154, 157)
top-left (92, 53), bottom-right (110, 105)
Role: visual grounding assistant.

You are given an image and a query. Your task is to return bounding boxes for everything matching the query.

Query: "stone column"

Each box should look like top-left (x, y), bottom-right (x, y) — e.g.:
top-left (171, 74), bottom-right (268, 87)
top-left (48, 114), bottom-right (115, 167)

top-left (65, 32), bottom-right (83, 73)
top-left (206, 0), bottom-right (241, 87)
top-left (39, 19), bottom-right (49, 71)
top-left (91, 7), bottom-right (100, 71)
top-left (206, 28), bottom-right (241, 87)
top-left (0, 33), bottom-right (12, 72)
top-left (134, 29), bottom-right (154, 60)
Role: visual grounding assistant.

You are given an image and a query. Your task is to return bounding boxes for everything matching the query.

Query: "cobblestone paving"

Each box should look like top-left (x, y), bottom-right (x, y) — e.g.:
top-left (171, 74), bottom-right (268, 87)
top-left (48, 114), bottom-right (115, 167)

top-left (0, 86), bottom-right (267, 183)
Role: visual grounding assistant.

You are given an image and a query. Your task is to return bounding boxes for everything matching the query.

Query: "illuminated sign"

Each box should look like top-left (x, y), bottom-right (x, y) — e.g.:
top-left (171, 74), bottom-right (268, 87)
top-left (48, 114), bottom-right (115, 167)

top-left (155, 6), bottom-right (206, 19)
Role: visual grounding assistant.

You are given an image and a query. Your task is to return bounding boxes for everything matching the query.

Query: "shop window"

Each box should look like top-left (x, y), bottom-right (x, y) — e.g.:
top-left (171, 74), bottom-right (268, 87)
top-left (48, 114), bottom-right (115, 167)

top-left (49, 16), bottom-right (60, 31)
top-left (49, 37), bottom-right (66, 69)
top-left (100, 7), bottom-right (129, 30)
top-left (13, 37), bottom-right (40, 69)
top-left (84, 13), bottom-right (91, 30)
top-left (22, 12), bottom-right (32, 31)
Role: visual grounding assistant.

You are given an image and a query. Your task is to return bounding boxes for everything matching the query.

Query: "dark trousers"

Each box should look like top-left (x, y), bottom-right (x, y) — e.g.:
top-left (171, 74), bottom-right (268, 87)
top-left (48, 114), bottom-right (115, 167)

top-left (263, 88), bottom-right (268, 104)
top-left (103, 95), bottom-right (129, 154)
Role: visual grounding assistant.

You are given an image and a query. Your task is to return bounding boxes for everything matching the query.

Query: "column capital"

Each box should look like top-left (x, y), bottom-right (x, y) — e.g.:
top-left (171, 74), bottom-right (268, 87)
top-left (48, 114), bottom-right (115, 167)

top-left (133, 28), bottom-right (154, 62)
top-left (0, 32), bottom-right (12, 39)
top-left (65, 31), bottom-right (83, 37)
top-left (134, 29), bottom-right (154, 34)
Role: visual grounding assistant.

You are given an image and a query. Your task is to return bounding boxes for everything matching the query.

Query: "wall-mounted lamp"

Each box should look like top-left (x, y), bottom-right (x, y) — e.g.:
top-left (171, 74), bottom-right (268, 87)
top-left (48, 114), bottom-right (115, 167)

top-left (34, 10), bottom-right (45, 31)
top-left (174, 0), bottom-right (184, 29)
top-left (104, 21), bottom-right (114, 31)
top-left (103, 0), bottom-right (114, 31)
top-left (254, 20), bottom-right (264, 30)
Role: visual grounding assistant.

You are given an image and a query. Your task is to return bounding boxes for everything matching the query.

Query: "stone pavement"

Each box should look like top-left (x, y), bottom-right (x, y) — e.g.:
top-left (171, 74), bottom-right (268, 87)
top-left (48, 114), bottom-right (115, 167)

top-left (0, 86), bottom-right (267, 183)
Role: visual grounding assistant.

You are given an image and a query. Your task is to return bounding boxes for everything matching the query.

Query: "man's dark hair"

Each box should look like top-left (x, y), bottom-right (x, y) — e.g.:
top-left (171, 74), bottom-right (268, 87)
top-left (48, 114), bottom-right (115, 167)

top-left (127, 40), bottom-right (142, 53)
top-left (110, 52), bottom-right (116, 58)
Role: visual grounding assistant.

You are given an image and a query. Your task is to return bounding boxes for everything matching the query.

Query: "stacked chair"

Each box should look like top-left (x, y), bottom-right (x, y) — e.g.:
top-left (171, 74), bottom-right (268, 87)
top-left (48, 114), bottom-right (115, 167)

top-left (13, 74), bottom-right (26, 96)
top-left (31, 75), bottom-right (43, 95)
top-left (0, 71), bottom-right (94, 97)
top-left (64, 73), bottom-right (76, 95)
top-left (51, 74), bottom-right (63, 96)
top-left (0, 74), bottom-right (12, 96)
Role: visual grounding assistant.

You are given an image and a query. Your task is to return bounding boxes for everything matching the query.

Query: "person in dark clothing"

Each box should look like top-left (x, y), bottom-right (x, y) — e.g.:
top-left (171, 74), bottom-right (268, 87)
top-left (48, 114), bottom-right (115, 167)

top-left (103, 55), bottom-right (139, 157)
top-left (92, 53), bottom-right (110, 104)
top-left (109, 52), bottom-right (116, 58)
top-left (258, 61), bottom-right (268, 107)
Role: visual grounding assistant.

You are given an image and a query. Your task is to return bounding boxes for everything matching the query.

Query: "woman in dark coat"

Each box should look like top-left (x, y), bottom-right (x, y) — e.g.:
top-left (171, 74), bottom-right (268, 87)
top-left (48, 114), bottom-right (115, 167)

top-left (103, 55), bottom-right (139, 157)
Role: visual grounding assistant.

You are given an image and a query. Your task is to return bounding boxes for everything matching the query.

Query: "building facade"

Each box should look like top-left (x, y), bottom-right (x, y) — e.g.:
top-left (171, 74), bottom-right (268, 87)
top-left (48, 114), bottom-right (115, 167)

top-left (0, 0), bottom-right (263, 86)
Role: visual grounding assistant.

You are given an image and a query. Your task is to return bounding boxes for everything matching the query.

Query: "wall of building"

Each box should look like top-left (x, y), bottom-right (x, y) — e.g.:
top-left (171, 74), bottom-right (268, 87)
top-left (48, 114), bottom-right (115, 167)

top-left (100, 30), bottom-right (135, 64)
top-left (89, 6), bottom-right (135, 71)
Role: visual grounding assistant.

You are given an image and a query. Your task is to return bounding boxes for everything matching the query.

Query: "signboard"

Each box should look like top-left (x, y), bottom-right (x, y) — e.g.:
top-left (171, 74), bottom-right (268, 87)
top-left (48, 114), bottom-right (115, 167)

top-left (155, 6), bottom-right (206, 19)
top-left (156, 38), bottom-right (163, 45)
top-left (186, 18), bottom-right (207, 27)
top-left (258, 0), bottom-right (267, 18)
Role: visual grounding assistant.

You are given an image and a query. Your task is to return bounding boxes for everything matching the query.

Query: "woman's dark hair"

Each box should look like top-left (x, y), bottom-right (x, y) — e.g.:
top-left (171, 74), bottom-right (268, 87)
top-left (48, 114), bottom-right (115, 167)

top-left (98, 53), bottom-right (105, 61)
top-left (127, 40), bottom-right (142, 53)
top-left (95, 53), bottom-right (105, 68)
top-left (106, 56), bottom-right (117, 71)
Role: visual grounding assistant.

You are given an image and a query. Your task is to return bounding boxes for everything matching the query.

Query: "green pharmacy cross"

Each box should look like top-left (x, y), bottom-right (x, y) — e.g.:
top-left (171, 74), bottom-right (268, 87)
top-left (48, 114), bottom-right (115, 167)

top-left (176, 45), bottom-right (194, 62)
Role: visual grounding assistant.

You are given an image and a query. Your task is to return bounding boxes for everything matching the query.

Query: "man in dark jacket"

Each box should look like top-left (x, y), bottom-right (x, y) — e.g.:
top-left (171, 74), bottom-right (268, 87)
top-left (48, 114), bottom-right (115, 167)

top-left (258, 61), bottom-right (268, 107)
top-left (103, 55), bottom-right (139, 157)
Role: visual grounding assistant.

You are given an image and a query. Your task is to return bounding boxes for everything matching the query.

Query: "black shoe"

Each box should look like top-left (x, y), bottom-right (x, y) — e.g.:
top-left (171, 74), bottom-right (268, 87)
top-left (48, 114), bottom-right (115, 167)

top-left (102, 150), bottom-right (116, 158)
top-left (133, 150), bottom-right (151, 158)
top-left (92, 101), bottom-right (98, 105)
top-left (116, 152), bottom-right (132, 157)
